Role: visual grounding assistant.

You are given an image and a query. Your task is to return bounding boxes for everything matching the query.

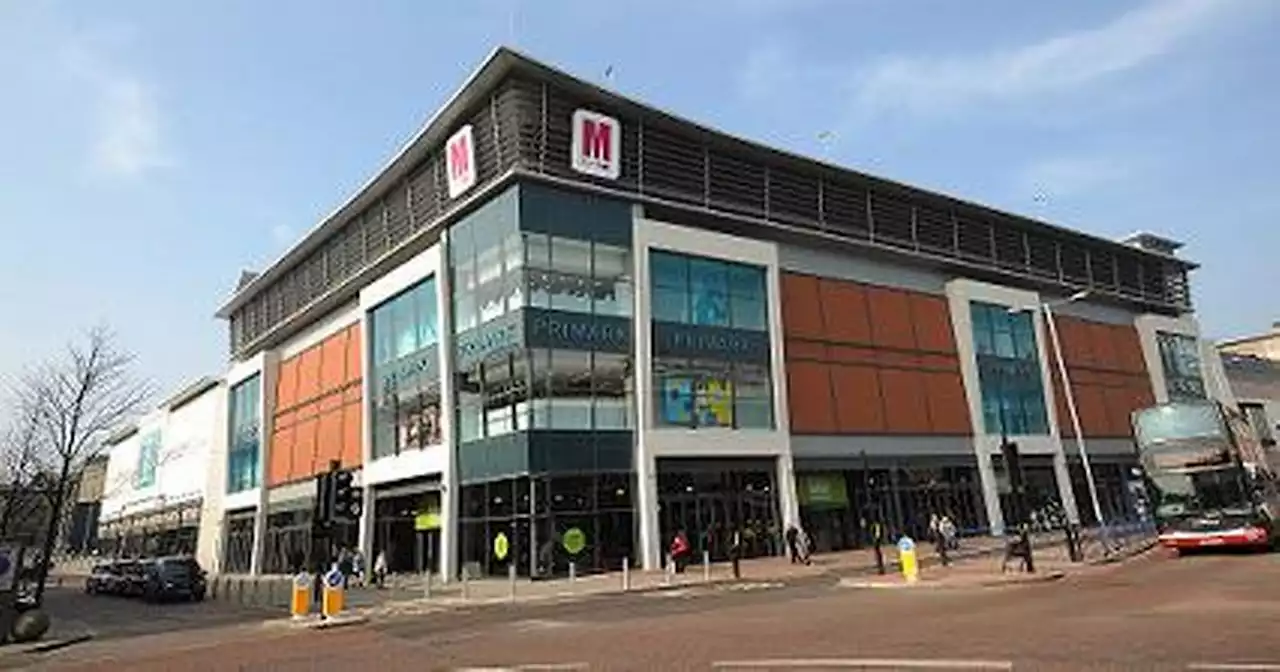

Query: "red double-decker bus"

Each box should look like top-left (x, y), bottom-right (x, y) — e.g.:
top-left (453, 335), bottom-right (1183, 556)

top-left (1132, 400), bottom-right (1280, 554)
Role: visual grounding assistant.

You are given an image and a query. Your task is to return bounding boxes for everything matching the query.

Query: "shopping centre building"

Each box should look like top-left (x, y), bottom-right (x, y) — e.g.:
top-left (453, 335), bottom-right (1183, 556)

top-left (200, 47), bottom-right (1230, 579)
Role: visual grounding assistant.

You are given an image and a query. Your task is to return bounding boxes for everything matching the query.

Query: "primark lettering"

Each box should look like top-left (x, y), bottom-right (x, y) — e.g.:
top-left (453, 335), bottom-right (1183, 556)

top-left (529, 312), bottom-right (628, 350)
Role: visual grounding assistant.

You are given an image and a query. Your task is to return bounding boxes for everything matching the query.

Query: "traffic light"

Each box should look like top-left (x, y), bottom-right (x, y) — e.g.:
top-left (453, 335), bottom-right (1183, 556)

top-left (330, 468), bottom-right (362, 523)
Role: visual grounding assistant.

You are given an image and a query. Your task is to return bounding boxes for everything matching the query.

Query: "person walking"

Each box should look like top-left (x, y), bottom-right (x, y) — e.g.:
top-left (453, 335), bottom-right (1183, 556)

top-left (784, 525), bottom-right (801, 564)
top-left (373, 549), bottom-right (388, 589)
top-left (670, 530), bottom-right (691, 574)
top-left (728, 529), bottom-right (743, 579)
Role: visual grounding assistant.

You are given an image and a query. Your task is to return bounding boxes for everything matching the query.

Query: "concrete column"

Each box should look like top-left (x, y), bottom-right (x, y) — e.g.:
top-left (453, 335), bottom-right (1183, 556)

top-left (636, 451), bottom-right (661, 571)
top-left (249, 350), bottom-right (279, 576)
top-left (437, 228), bottom-right (459, 583)
top-left (775, 453), bottom-right (800, 528)
top-left (977, 447), bottom-right (1005, 536)
top-left (1052, 452), bottom-right (1082, 525)
top-left (196, 383), bottom-right (231, 574)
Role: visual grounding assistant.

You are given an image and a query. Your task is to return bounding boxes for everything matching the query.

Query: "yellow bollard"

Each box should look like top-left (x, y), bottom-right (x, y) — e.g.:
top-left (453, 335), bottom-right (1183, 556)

top-left (290, 572), bottom-right (311, 619)
top-left (321, 568), bottom-right (345, 618)
top-left (897, 536), bottom-right (919, 584)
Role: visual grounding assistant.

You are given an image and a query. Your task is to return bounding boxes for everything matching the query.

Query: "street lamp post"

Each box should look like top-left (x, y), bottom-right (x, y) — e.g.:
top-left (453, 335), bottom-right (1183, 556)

top-left (1038, 292), bottom-right (1111, 555)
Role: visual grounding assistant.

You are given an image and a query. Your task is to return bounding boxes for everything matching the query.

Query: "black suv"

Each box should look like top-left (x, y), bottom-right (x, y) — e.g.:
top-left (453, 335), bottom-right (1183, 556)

top-left (141, 556), bottom-right (207, 603)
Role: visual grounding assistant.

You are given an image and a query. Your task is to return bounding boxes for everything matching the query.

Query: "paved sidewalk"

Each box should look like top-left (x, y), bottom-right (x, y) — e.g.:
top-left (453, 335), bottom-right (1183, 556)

top-left (320, 525), bottom-right (1155, 622)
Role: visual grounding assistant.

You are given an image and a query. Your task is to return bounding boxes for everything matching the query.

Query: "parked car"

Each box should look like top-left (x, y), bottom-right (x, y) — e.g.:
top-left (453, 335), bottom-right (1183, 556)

top-left (117, 560), bottom-right (148, 598)
top-left (84, 562), bottom-right (118, 595)
top-left (141, 556), bottom-right (207, 603)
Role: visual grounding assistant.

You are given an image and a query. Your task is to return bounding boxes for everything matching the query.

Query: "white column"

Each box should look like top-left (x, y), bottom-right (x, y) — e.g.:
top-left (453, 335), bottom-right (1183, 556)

top-left (1052, 452), bottom-right (1082, 525)
top-left (775, 453), bottom-right (800, 528)
top-left (437, 229), bottom-right (460, 583)
top-left (196, 384), bottom-right (230, 573)
top-left (977, 449), bottom-right (1005, 536)
top-left (249, 350), bottom-right (279, 575)
top-left (357, 309), bottom-right (377, 566)
top-left (636, 452), bottom-right (661, 571)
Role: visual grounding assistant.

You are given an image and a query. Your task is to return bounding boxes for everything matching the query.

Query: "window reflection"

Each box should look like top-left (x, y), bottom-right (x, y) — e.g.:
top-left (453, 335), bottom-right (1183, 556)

top-left (228, 375), bottom-right (261, 493)
top-left (653, 357), bottom-right (774, 430)
top-left (970, 302), bottom-right (1048, 435)
top-left (370, 277), bottom-right (443, 459)
top-left (1157, 332), bottom-right (1206, 401)
top-left (455, 348), bottom-right (634, 443)
top-left (648, 251), bottom-right (766, 331)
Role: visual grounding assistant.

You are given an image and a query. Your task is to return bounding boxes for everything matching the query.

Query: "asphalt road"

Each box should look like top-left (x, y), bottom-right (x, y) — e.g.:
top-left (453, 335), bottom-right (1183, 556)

top-left (36, 584), bottom-right (277, 642)
top-left (25, 549), bottom-right (1280, 671)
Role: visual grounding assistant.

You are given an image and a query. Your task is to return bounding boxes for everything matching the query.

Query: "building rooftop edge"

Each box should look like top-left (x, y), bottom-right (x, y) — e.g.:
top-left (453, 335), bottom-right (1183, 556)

top-left (215, 45), bottom-right (1199, 319)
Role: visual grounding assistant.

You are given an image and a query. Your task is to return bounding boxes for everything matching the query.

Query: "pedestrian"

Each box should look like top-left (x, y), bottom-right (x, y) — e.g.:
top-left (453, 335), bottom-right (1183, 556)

top-left (797, 527), bottom-right (813, 565)
top-left (784, 525), bottom-right (801, 564)
top-left (729, 529), bottom-right (742, 579)
top-left (337, 547), bottom-right (354, 589)
top-left (941, 515), bottom-right (959, 551)
top-left (373, 549), bottom-right (388, 589)
top-left (670, 530), bottom-right (691, 574)
top-left (352, 548), bottom-right (366, 587)
top-left (930, 513), bottom-right (950, 566)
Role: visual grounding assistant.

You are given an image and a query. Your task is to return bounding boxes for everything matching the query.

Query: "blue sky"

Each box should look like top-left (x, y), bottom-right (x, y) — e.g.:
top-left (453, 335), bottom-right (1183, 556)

top-left (2, 0), bottom-right (1278, 400)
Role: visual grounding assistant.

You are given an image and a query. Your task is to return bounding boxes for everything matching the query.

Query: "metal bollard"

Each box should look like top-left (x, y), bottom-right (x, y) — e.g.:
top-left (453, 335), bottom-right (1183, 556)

top-left (702, 550), bottom-right (711, 582)
top-left (508, 564), bottom-right (518, 602)
top-left (621, 557), bottom-right (630, 592)
top-left (663, 555), bottom-right (673, 586)
top-left (423, 571), bottom-right (432, 599)
top-left (569, 561), bottom-right (577, 582)
top-left (461, 568), bottom-right (470, 600)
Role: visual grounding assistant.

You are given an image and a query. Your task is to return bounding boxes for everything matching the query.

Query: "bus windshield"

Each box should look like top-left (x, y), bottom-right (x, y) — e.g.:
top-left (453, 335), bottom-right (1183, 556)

top-left (1134, 402), bottom-right (1225, 447)
top-left (1147, 466), bottom-right (1251, 518)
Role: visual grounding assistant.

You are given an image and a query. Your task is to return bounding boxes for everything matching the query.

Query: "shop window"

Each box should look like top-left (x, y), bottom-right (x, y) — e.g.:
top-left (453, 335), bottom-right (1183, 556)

top-left (971, 302), bottom-right (1048, 435)
top-left (649, 250), bottom-right (767, 332)
top-left (228, 375), bottom-right (261, 493)
top-left (653, 357), bottom-right (775, 430)
top-left (370, 277), bottom-right (442, 460)
top-left (1157, 332), bottom-right (1206, 401)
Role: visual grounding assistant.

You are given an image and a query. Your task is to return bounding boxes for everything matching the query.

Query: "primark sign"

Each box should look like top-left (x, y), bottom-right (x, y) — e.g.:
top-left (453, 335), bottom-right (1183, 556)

top-left (653, 322), bottom-right (770, 362)
top-left (526, 310), bottom-right (630, 353)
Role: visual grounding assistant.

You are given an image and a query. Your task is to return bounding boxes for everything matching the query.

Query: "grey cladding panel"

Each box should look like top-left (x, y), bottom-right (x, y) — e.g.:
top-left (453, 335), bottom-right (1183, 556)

top-left (778, 243), bottom-right (947, 295)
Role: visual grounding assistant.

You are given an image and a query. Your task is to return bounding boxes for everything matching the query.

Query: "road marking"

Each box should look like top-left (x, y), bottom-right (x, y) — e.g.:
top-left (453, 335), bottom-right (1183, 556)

top-left (455, 664), bottom-right (589, 671)
top-left (1182, 660), bottom-right (1280, 665)
top-left (712, 659), bottom-right (1013, 670)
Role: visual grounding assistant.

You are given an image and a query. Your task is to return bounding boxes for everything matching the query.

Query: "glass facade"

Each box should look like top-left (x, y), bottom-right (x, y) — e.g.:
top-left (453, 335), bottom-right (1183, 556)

top-left (228, 374), bottom-right (261, 493)
top-left (370, 276), bottom-right (442, 460)
top-left (445, 184), bottom-right (637, 576)
top-left (652, 358), bottom-right (772, 429)
top-left (649, 250), bottom-right (773, 431)
top-left (135, 430), bottom-right (160, 488)
top-left (971, 302), bottom-right (1048, 435)
top-left (1156, 332), bottom-right (1206, 401)
top-left (650, 251), bottom-right (766, 330)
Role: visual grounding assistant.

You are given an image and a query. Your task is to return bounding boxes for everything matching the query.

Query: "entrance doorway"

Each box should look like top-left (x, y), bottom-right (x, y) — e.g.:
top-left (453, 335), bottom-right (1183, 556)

top-left (657, 458), bottom-right (781, 561)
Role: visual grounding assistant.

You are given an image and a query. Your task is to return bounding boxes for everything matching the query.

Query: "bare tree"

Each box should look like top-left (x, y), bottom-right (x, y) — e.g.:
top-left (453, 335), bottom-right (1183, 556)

top-left (0, 402), bottom-right (46, 538)
top-left (8, 326), bottom-right (152, 602)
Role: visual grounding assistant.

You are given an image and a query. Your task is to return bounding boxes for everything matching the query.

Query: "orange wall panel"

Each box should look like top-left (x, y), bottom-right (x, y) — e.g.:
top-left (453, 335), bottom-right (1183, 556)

top-left (1086, 322), bottom-right (1118, 370)
top-left (276, 358), bottom-right (299, 411)
top-left (315, 408), bottom-right (344, 472)
top-left (781, 273), bottom-right (824, 339)
top-left (269, 418), bottom-right (295, 488)
top-left (923, 371), bottom-right (970, 434)
top-left (787, 362), bottom-right (836, 433)
top-left (831, 365), bottom-right (884, 433)
top-left (866, 287), bottom-right (915, 350)
top-left (879, 369), bottom-right (930, 434)
top-left (818, 279), bottom-right (872, 344)
top-left (341, 401), bottom-right (363, 468)
top-left (910, 294), bottom-right (956, 353)
top-left (1112, 325), bottom-right (1146, 375)
top-left (320, 330), bottom-right (349, 391)
top-left (296, 347), bottom-right (322, 402)
top-left (345, 326), bottom-right (363, 382)
top-left (291, 413), bottom-right (319, 482)
top-left (786, 339), bottom-right (827, 360)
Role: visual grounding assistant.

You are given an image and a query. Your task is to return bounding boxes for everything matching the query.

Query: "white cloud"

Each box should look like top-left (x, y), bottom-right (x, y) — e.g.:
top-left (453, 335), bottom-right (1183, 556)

top-left (61, 29), bottom-right (173, 179)
top-left (853, 0), bottom-right (1235, 117)
top-left (270, 224), bottom-right (296, 247)
top-left (1018, 155), bottom-right (1149, 200)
